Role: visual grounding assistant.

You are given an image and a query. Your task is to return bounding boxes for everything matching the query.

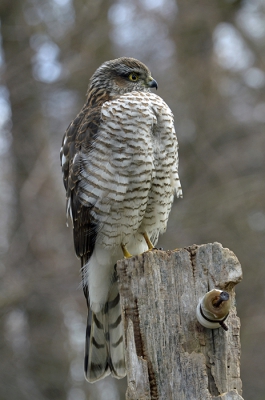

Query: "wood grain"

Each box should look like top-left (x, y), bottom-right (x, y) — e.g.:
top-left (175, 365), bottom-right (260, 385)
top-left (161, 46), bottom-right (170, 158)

top-left (117, 242), bottom-right (243, 400)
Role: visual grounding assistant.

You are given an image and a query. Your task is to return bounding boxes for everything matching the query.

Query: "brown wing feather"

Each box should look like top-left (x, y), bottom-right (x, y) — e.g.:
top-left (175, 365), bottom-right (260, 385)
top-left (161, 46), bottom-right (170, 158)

top-left (60, 93), bottom-right (109, 299)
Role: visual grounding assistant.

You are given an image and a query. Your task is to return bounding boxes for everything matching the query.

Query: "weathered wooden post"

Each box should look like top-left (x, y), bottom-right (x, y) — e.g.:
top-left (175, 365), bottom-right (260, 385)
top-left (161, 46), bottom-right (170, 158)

top-left (116, 242), bottom-right (243, 400)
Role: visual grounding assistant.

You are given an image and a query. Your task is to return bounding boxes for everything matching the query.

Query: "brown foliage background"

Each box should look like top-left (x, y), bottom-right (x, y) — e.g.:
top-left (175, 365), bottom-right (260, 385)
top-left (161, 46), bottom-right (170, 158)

top-left (0, 0), bottom-right (264, 399)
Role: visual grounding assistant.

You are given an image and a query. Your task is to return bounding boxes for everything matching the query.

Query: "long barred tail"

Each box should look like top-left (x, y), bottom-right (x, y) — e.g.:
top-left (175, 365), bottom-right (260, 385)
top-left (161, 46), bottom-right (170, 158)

top-left (84, 281), bottom-right (126, 382)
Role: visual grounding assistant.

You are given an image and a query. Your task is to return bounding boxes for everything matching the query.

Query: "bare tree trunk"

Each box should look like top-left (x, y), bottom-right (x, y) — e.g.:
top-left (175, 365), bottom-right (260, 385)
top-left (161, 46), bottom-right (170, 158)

top-left (117, 242), bottom-right (243, 400)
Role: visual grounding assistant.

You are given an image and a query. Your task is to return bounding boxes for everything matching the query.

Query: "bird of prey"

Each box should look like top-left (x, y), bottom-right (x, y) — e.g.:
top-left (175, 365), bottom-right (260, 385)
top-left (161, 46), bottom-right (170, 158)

top-left (60, 57), bottom-right (182, 382)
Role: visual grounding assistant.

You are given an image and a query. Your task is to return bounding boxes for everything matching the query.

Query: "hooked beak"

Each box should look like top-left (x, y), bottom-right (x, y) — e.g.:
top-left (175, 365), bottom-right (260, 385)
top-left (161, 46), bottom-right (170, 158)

top-left (148, 77), bottom-right (158, 90)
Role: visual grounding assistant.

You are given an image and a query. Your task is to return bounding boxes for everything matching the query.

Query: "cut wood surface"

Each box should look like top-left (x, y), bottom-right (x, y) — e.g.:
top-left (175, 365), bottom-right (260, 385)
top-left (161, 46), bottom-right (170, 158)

top-left (116, 242), bottom-right (243, 400)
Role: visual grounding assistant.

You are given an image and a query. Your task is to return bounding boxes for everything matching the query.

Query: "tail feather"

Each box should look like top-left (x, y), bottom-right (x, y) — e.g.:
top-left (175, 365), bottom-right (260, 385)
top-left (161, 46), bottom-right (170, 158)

top-left (84, 311), bottom-right (110, 382)
top-left (85, 281), bottom-right (126, 382)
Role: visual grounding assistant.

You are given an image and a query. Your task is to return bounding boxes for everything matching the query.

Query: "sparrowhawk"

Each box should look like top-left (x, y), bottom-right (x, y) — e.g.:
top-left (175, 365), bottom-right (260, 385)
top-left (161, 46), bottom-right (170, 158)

top-left (60, 57), bottom-right (182, 382)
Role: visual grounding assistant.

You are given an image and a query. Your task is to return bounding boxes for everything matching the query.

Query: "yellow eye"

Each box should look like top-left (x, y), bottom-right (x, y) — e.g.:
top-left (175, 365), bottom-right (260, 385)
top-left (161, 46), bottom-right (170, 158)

top-left (128, 73), bottom-right (139, 82)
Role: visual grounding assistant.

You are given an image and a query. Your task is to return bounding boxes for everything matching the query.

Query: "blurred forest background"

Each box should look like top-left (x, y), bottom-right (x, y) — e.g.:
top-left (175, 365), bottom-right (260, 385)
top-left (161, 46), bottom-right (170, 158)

top-left (0, 0), bottom-right (264, 399)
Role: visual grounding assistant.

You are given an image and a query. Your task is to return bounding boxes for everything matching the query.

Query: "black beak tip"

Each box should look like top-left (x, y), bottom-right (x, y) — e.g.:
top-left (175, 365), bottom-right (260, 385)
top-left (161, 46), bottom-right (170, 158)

top-left (149, 79), bottom-right (158, 90)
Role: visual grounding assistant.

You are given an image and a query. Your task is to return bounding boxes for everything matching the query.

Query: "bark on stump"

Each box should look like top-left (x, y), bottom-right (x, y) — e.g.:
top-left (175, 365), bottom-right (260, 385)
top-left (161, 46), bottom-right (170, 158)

top-left (116, 242), bottom-right (243, 400)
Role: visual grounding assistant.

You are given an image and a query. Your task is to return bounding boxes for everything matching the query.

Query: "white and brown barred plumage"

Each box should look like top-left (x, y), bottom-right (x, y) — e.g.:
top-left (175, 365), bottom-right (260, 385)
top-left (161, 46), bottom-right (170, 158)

top-left (60, 57), bottom-right (182, 382)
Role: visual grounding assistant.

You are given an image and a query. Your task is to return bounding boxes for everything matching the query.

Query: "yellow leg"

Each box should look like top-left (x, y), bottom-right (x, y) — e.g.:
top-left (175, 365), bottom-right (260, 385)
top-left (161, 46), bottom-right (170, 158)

top-left (121, 243), bottom-right (132, 258)
top-left (143, 232), bottom-right (154, 250)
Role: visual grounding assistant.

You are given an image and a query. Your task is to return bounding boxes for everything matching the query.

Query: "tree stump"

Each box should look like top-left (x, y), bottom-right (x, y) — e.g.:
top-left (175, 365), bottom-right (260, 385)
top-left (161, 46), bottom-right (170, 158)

top-left (116, 242), bottom-right (243, 400)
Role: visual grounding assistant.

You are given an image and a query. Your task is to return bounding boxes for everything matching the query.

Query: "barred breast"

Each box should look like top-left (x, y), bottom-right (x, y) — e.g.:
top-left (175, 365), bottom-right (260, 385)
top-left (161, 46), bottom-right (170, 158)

top-left (140, 92), bottom-right (183, 243)
top-left (77, 91), bottom-right (182, 250)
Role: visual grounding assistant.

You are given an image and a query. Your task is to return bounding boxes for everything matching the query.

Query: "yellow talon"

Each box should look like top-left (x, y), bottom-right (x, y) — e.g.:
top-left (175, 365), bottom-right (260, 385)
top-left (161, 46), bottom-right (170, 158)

top-left (121, 243), bottom-right (132, 258)
top-left (143, 232), bottom-right (154, 250)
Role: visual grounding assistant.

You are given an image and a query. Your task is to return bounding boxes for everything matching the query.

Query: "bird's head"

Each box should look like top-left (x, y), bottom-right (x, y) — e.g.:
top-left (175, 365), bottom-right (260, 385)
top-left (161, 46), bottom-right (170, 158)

top-left (89, 57), bottom-right (158, 96)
